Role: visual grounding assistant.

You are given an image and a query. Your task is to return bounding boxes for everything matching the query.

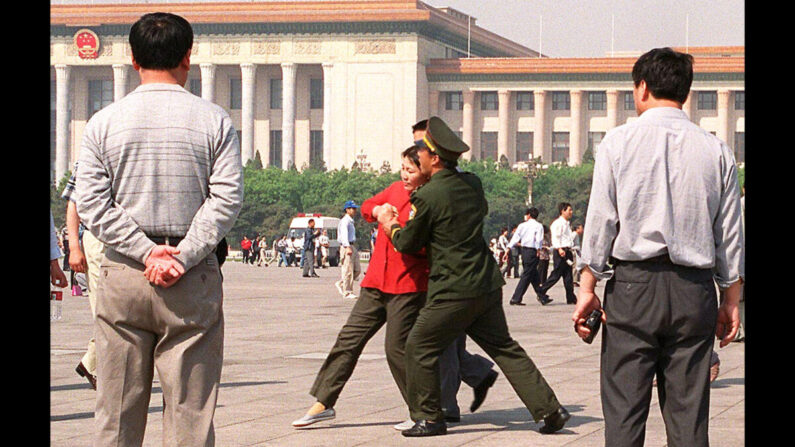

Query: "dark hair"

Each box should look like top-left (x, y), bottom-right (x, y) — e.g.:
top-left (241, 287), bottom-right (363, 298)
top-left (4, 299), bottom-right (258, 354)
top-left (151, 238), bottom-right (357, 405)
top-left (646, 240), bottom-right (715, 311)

top-left (308, 218), bottom-right (315, 225)
top-left (501, 227), bottom-right (508, 233)
top-left (412, 119), bottom-right (428, 133)
top-left (558, 202), bottom-right (572, 215)
top-left (129, 12), bottom-right (193, 70)
top-left (401, 145), bottom-right (421, 168)
top-left (631, 47), bottom-right (693, 104)
top-left (526, 207), bottom-right (540, 219)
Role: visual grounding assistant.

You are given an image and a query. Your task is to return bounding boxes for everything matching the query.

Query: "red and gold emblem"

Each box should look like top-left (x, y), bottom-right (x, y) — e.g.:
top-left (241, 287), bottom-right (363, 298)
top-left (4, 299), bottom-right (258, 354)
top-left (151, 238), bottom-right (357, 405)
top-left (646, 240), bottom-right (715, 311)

top-left (74, 29), bottom-right (100, 59)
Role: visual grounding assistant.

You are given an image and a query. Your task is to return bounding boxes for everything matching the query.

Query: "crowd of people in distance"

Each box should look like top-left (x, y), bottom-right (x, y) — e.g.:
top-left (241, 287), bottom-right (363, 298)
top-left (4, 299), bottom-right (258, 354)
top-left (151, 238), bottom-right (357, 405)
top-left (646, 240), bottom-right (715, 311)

top-left (238, 231), bottom-right (333, 269)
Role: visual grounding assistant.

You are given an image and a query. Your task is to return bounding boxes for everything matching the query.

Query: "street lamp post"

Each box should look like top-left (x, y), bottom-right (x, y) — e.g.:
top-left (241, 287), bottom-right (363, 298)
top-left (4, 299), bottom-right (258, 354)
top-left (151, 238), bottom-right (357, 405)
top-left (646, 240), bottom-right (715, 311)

top-left (355, 150), bottom-right (370, 172)
top-left (513, 156), bottom-right (546, 206)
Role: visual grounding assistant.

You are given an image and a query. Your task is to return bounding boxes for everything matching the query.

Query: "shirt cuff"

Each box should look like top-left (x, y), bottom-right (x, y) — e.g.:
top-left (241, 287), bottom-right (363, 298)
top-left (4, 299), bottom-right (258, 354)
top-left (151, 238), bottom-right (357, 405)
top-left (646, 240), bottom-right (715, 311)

top-left (577, 258), bottom-right (614, 281)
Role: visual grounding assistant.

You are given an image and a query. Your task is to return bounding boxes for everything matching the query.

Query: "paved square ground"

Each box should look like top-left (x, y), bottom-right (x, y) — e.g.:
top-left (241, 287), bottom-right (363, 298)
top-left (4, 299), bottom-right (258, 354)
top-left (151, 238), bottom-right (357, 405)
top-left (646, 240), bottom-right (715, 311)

top-left (50, 260), bottom-right (744, 446)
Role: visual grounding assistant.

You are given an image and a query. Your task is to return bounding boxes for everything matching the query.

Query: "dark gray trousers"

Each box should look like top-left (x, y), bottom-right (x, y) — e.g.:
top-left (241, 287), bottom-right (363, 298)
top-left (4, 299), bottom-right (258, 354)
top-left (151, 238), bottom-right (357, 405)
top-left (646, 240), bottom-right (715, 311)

top-left (302, 249), bottom-right (316, 276)
top-left (439, 334), bottom-right (494, 418)
top-left (601, 259), bottom-right (717, 447)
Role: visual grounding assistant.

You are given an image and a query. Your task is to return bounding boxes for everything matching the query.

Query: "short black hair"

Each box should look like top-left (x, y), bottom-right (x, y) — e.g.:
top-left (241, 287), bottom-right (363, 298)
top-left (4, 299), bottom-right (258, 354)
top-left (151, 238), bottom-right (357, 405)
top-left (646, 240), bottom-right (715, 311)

top-left (525, 207), bottom-right (540, 219)
top-left (558, 202), bottom-right (572, 215)
top-left (401, 145), bottom-right (421, 168)
top-left (129, 12), bottom-right (193, 70)
top-left (308, 218), bottom-right (315, 225)
top-left (632, 47), bottom-right (694, 104)
top-left (412, 119), bottom-right (428, 133)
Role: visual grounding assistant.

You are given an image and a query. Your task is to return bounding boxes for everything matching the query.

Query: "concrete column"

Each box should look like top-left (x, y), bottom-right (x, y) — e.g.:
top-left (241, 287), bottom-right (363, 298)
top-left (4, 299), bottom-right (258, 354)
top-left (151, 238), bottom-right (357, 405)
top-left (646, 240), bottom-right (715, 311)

top-left (717, 89), bottom-right (731, 144)
top-left (497, 89), bottom-right (511, 164)
top-left (281, 63), bottom-right (297, 169)
top-left (462, 90), bottom-right (475, 160)
top-left (240, 63), bottom-right (256, 165)
top-left (683, 91), bottom-right (694, 120)
top-left (428, 89), bottom-right (439, 118)
top-left (112, 64), bottom-right (129, 102)
top-left (55, 64), bottom-right (71, 183)
top-left (533, 90), bottom-right (547, 162)
top-left (606, 89), bottom-right (619, 130)
top-left (322, 62), bottom-right (333, 168)
top-left (200, 63), bottom-right (216, 103)
top-left (569, 90), bottom-right (583, 165)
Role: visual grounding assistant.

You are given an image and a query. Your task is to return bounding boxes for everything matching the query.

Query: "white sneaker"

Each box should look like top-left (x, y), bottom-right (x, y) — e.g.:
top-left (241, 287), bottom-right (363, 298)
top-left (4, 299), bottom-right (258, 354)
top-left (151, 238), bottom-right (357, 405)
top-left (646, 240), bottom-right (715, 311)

top-left (393, 419), bottom-right (414, 431)
top-left (334, 281), bottom-right (345, 296)
top-left (292, 408), bottom-right (336, 428)
top-left (343, 293), bottom-right (358, 300)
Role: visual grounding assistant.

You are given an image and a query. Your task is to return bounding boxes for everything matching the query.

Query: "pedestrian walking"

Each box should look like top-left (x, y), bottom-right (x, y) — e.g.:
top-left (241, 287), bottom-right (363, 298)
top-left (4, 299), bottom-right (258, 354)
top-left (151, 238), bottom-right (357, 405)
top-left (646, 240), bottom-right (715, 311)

top-left (537, 225), bottom-right (551, 283)
top-left (538, 202), bottom-right (578, 304)
top-left (572, 47), bottom-right (744, 447)
top-left (75, 12), bottom-right (243, 446)
top-left (335, 200), bottom-right (361, 299)
top-left (302, 219), bottom-right (320, 277)
top-left (507, 207), bottom-right (551, 306)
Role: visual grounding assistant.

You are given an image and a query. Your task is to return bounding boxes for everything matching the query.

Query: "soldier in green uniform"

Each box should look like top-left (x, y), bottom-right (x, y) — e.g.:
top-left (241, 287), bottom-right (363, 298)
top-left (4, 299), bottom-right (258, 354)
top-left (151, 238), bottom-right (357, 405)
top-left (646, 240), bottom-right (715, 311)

top-left (377, 116), bottom-right (570, 437)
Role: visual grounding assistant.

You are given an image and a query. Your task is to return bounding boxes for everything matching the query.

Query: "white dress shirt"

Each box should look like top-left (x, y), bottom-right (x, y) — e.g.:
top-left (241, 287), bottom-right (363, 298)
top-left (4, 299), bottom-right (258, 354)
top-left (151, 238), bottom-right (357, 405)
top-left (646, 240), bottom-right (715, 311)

top-left (578, 107), bottom-right (744, 289)
top-left (550, 216), bottom-right (575, 249)
top-left (337, 214), bottom-right (356, 247)
top-left (507, 218), bottom-right (544, 250)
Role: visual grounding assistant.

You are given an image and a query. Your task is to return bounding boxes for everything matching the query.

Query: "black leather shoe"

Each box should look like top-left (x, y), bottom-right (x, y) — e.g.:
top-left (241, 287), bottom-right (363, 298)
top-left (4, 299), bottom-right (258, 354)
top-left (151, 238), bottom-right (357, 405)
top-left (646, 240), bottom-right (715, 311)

top-left (539, 406), bottom-right (570, 434)
top-left (537, 295), bottom-right (553, 305)
top-left (509, 301), bottom-right (526, 306)
top-left (75, 362), bottom-right (97, 390)
top-left (470, 370), bottom-right (499, 412)
top-left (311, 273), bottom-right (320, 278)
top-left (401, 420), bottom-right (447, 437)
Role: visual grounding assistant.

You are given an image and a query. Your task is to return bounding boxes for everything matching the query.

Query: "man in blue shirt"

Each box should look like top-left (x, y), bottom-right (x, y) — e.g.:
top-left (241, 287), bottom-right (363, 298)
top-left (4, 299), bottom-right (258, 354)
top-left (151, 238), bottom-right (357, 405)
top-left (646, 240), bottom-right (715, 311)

top-left (335, 201), bottom-right (361, 299)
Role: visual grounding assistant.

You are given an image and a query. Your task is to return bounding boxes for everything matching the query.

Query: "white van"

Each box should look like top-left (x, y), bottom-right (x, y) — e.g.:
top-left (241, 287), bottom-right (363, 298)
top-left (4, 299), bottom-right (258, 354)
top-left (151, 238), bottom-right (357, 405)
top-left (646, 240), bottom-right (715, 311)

top-left (287, 214), bottom-right (342, 266)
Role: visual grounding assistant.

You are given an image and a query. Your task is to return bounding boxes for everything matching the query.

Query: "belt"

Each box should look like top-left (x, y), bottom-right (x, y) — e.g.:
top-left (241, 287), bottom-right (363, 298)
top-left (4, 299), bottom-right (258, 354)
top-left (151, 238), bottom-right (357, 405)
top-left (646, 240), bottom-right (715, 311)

top-left (611, 253), bottom-right (672, 266)
top-left (148, 236), bottom-right (184, 246)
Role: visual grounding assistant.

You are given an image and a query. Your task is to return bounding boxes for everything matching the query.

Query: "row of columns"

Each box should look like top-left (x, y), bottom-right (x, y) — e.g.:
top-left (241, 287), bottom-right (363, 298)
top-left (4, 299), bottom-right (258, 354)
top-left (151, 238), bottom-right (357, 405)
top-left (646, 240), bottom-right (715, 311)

top-left (53, 61), bottom-right (334, 181)
top-left (435, 88), bottom-right (736, 165)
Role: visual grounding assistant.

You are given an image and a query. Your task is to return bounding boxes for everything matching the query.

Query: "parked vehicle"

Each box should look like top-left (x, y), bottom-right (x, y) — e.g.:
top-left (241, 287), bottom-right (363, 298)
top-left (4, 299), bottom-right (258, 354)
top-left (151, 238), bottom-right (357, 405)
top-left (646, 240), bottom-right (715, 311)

top-left (287, 214), bottom-right (341, 266)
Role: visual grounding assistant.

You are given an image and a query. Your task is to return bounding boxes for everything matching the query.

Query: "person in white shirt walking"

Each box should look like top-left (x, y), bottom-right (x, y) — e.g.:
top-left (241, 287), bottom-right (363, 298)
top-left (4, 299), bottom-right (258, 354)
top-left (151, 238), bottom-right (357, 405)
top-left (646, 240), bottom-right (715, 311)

top-left (538, 202), bottom-right (578, 304)
top-left (336, 200), bottom-right (361, 299)
top-left (507, 208), bottom-right (552, 306)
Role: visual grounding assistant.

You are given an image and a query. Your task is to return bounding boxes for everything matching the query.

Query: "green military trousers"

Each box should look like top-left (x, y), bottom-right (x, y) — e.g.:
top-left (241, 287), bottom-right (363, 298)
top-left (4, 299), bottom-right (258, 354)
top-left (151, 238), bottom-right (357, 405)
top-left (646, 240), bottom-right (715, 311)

top-left (405, 288), bottom-right (561, 422)
top-left (310, 287), bottom-right (426, 408)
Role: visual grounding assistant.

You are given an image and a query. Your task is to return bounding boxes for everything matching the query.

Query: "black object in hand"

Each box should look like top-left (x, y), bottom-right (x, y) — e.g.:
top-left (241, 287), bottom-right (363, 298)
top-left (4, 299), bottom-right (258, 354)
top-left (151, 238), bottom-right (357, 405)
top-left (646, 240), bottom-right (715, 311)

top-left (582, 309), bottom-right (603, 344)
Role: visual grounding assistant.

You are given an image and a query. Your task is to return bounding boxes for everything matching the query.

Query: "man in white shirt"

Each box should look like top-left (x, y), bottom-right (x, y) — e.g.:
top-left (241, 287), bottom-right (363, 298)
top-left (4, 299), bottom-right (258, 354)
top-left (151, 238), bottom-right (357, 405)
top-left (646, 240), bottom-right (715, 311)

top-left (538, 202), bottom-right (578, 304)
top-left (572, 48), bottom-right (743, 447)
top-left (336, 200), bottom-right (361, 299)
top-left (317, 229), bottom-right (330, 268)
top-left (507, 208), bottom-right (551, 306)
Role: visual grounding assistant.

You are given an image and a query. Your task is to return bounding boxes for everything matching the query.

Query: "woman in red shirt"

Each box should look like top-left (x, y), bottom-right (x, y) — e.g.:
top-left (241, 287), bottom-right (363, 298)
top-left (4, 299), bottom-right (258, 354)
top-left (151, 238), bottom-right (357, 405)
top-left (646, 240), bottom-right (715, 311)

top-left (292, 146), bottom-right (430, 429)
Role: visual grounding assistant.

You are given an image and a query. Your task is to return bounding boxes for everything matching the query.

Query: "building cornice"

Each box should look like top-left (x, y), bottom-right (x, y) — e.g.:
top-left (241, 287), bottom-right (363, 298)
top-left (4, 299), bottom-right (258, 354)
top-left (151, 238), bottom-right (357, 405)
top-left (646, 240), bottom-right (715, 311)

top-left (50, 1), bottom-right (534, 57)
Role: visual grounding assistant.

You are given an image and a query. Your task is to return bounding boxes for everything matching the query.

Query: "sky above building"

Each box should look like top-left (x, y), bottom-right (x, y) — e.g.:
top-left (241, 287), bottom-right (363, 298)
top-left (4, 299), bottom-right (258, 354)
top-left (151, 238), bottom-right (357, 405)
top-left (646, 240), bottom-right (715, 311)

top-left (51, 0), bottom-right (745, 58)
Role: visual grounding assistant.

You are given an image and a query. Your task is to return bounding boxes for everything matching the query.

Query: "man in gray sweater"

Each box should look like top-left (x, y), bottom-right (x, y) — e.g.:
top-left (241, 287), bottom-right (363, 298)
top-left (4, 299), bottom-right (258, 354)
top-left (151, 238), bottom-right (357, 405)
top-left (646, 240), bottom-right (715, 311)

top-left (75, 12), bottom-right (243, 447)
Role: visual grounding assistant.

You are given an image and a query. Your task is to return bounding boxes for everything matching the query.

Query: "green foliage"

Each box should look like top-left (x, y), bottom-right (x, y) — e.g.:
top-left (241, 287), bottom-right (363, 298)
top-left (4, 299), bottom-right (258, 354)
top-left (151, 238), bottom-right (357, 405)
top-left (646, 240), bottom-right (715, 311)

top-left (50, 171), bottom-right (72, 230)
top-left (530, 162), bottom-right (595, 228)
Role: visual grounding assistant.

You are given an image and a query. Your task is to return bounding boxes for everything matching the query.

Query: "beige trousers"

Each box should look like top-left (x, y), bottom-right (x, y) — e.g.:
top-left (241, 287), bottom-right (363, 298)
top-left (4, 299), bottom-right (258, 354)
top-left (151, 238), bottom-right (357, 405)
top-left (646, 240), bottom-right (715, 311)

top-left (94, 248), bottom-right (223, 447)
top-left (81, 230), bottom-right (105, 375)
top-left (338, 245), bottom-right (361, 295)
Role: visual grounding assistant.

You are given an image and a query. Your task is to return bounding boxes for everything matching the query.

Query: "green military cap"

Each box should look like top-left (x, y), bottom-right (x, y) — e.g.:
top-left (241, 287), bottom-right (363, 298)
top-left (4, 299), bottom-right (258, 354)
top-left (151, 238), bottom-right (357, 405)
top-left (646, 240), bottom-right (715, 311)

top-left (418, 116), bottom-right (470, 161)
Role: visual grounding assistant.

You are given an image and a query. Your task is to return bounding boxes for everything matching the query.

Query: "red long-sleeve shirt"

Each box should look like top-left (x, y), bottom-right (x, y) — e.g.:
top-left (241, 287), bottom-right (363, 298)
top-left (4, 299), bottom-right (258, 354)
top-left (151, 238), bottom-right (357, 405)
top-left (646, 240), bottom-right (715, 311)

top-left (360, 181), bottom-right (429, 294)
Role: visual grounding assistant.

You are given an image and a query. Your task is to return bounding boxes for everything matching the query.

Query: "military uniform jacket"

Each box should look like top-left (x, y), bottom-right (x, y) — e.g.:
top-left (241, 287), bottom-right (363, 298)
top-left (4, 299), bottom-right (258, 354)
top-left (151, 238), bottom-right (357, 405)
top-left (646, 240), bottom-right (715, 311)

top-left (388, 168), bottom-right (505, 301)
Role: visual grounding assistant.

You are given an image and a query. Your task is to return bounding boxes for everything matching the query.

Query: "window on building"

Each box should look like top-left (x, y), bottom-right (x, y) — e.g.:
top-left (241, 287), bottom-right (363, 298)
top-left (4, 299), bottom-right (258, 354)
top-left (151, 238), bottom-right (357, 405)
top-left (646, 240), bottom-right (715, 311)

top-left (735, 91), bottom-right (745, 110)
top-left (697, 91), bottom-right (717, 110)
top-left (624, 91), bottom-right (635, 110)
top-left (310, 78), bottom-right (323, 109)
top-left (516, 92), bottom-right (534, 110)
top-left (269, 130), bottom-right (282, 168)
top-left (480, 92), bottom-right (498, 110)
top-left (552, 91), bottom-right (570, 110)
top-left (480, 132), bottom-right (498, 160)
top-left (734, 132), bottom-right (745, 163)
top-left (445, 91), bottom-right (463, 110)
top-left (229, 78), bottom-right (242, 109)
top-left (88, 79), bottom-right (113, 117)
top-left (552, 132), bottom-right (570, 163)
top-left (270, 79), bottom-right (282, 110)
top-left (588, 91), bottom-right (607, 111)
top-left (516, 132), bottom-right (533, 162)
top-left (588, 132), bottom-right (605, 157)
top-left (310, 130), bottom-right (324, 165)
top-left (189, 79), bottom-right (202, 97)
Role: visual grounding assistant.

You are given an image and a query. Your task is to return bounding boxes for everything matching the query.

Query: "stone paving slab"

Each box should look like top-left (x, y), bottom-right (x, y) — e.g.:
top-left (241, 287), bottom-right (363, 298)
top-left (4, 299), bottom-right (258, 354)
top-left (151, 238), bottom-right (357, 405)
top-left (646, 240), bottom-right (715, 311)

top-left (50, 261), bottom-right (744, 446)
